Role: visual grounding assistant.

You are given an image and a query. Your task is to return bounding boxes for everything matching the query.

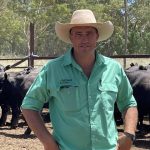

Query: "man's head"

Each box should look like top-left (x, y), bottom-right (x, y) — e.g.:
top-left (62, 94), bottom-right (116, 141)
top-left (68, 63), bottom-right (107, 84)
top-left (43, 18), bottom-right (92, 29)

top-left (55, 9), bottom-right (114, 43)
top-left (69, 26), bottom-right (99, 54)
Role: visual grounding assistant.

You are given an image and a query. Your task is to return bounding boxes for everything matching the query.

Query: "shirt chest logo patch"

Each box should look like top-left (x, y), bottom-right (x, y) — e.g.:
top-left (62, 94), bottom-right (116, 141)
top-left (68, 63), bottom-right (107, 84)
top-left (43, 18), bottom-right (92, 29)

top-left (59, 79), bottom-right (77, 88)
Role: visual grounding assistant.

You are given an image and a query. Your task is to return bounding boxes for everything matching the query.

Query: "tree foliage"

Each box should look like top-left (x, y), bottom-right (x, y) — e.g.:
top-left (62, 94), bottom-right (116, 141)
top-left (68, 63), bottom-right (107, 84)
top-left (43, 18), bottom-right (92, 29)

top-left (0, 0), bottom-right (149, 56)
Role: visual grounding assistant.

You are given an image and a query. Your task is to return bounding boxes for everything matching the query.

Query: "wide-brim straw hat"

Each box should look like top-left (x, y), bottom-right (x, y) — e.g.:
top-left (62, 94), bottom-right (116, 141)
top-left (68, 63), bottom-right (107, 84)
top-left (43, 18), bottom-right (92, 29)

top-left (55, 9), bottom-right (114, 43)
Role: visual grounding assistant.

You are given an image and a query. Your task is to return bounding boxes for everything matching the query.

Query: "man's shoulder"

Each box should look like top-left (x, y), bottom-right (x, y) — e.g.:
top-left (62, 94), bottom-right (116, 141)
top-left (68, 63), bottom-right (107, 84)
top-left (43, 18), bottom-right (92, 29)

top-left (46, 54), bottom-right (65, 68)
top-left (99, 54), bottom-right (121, 67)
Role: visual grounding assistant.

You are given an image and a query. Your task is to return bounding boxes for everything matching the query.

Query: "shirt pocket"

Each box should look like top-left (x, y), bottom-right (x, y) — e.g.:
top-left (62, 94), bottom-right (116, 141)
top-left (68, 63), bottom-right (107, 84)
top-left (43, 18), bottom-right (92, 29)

top-left (98, 83), bottom-right (118, 110)
top-left (56, 84), bottom-right (82, 112)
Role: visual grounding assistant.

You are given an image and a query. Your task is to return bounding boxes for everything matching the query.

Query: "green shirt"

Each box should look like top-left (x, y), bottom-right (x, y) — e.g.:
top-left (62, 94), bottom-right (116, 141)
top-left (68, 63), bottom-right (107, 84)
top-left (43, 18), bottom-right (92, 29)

top-left (21, 49), bottom-right (137, 150)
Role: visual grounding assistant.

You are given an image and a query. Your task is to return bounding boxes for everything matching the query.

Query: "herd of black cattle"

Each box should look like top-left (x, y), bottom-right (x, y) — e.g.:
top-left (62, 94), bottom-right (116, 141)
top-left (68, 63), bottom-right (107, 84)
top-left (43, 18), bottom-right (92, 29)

top-left (0, 63), bottom-right (150, 135)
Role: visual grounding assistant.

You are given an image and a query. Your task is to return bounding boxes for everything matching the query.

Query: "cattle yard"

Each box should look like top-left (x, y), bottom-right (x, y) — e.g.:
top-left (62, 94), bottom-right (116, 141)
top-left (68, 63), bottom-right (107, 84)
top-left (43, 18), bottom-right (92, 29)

top-left (0, 57), bottom-right (150, 149)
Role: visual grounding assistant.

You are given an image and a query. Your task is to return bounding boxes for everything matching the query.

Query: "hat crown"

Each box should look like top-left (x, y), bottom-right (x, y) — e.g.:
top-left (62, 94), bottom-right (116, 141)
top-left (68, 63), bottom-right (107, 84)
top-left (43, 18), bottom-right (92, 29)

top-left (70, 9), bottom-right (97, 24)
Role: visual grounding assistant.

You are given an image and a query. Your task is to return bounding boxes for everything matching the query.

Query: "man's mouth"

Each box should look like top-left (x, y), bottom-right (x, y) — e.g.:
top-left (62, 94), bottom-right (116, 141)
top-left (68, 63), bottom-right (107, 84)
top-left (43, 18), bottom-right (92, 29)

top-left (80, 45), bottom-right (90, 48)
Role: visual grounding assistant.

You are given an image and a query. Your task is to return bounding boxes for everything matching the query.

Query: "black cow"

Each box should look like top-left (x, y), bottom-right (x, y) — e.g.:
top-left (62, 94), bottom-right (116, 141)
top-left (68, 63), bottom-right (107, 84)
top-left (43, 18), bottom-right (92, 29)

top-left (125, 64), bottom-right (150, 127)
top-left (0, 68), bottom-right (40, 128)
top-left (0, 72), bottom-right (21, 128)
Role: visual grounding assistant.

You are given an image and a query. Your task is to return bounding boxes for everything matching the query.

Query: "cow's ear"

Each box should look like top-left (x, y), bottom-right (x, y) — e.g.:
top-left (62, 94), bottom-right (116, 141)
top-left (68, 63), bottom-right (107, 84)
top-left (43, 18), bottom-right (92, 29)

top-left (4, 73), bottom-right (8, 79)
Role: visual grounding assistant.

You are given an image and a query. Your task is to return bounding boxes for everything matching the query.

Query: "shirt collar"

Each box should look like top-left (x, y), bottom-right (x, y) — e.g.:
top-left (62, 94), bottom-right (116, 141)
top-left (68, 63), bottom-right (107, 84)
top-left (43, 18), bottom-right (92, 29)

top-left (62, 48), bottom-right (73, 66)
top-left (63, 48), bottom-right (106, 67)
top-left (95, 51), bottom-right (106, 66)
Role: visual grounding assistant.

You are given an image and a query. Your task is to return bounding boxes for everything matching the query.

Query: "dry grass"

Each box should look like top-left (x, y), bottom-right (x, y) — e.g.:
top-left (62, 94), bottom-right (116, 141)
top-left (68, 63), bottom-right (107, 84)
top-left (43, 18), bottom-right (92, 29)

top-left (0, 59), bottom-right (49, 72)
top-left (115, 58), bottom-right (150, 68)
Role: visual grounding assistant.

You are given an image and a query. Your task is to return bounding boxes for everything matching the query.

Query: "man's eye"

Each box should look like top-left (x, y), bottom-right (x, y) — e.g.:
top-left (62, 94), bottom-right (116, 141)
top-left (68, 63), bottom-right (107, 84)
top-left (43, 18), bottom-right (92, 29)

top-left (76, 33), bottom-right (82, 36)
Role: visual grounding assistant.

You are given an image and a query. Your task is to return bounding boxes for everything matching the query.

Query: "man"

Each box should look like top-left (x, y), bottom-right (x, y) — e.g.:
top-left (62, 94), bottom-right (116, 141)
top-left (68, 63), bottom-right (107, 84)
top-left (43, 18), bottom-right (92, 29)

top-left (21, 9), bottom-right (138, 150)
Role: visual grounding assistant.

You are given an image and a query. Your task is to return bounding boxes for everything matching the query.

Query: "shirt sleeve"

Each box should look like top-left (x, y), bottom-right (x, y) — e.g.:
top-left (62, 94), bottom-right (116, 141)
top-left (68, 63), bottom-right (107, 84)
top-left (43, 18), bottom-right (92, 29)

top-left (116, 67), bottom-right (137, 113)
top-left (21, 66), bottom-right (49, 111)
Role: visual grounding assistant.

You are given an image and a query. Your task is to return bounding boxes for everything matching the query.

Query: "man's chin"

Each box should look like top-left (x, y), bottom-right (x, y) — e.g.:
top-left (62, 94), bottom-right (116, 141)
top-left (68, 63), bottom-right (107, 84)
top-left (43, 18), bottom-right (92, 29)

top-left (79, 47), bottom-right (91, 51)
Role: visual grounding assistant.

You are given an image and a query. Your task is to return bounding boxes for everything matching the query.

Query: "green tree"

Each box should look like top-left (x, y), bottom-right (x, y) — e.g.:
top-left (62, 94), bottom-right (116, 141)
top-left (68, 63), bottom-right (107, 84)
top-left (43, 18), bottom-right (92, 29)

top-left (0, 0), bottom-right (149, 56)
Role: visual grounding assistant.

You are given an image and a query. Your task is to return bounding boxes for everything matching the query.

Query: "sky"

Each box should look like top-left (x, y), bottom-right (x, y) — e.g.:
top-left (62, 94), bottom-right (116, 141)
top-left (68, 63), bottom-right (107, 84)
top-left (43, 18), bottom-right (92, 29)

top-left (120, 0), bottom-right (136, 15)
top-left (127, 0), bottom-right (136, 6)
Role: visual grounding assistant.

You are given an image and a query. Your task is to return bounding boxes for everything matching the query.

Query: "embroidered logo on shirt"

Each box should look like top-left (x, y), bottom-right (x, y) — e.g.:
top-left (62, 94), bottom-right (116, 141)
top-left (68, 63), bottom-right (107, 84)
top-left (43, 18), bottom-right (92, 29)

top-left (59, 79), bottom-right (78, 89)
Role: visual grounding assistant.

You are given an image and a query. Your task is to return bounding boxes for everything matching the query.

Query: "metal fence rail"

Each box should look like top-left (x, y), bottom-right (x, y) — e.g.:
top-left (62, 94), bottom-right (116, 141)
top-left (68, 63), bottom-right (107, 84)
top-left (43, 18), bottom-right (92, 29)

top-left (0, 54), bottom-right (150, 71)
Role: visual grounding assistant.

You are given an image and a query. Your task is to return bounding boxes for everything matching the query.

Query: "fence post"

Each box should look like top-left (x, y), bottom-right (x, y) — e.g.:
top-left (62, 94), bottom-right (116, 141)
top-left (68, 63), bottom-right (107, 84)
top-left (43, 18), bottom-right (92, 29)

top-left (123, 0), bottom-right (128, 69)
top-left (28, 22), bottom-right (34, 67)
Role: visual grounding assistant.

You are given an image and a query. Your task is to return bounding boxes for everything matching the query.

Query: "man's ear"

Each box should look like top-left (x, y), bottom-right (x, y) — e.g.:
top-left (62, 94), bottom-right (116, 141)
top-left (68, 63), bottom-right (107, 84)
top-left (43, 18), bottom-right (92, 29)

top-left (69, 33), bottom-right (73, 42)
top-left (96, 33), bottom-right (99, 41)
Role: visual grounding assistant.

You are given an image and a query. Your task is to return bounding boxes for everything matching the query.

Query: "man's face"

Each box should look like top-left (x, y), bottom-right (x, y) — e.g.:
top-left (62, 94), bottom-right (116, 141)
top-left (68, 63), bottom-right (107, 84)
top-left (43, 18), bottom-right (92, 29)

top-left (70, 26), bottom-right (99, 55)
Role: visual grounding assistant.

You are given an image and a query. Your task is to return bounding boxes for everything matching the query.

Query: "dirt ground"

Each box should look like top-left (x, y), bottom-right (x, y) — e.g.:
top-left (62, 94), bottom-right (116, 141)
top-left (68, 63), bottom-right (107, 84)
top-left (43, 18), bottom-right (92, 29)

top-left (0, 113), bottom-right (150, 150)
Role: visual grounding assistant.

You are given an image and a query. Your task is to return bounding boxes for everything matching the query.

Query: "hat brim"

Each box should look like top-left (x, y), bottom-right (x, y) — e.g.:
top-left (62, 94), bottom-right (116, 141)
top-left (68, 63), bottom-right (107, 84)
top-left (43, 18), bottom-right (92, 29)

top-left (55, 21), bottom-right (114, 43)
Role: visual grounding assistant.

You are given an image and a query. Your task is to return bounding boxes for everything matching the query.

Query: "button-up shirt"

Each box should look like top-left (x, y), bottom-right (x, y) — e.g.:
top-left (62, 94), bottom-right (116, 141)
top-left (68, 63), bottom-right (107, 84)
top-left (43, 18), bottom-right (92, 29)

top-left (21, 48), bottom-right (137, 150)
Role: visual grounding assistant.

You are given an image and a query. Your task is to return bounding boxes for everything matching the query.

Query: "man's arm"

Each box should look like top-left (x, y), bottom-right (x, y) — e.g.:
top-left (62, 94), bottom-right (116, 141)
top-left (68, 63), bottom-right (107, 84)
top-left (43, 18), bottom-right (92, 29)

top-left (22, 108), bottom-right (59, 150)
top-left (118, 107), bottom-right (138, 150)
top-left (123, 106), bottom-right (138, 134)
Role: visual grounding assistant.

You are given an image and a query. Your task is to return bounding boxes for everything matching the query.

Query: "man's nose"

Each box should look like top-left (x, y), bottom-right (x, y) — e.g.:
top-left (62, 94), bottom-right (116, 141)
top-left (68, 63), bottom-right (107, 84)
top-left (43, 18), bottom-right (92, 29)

top-left (80, 34), bottom-right (89, 42)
